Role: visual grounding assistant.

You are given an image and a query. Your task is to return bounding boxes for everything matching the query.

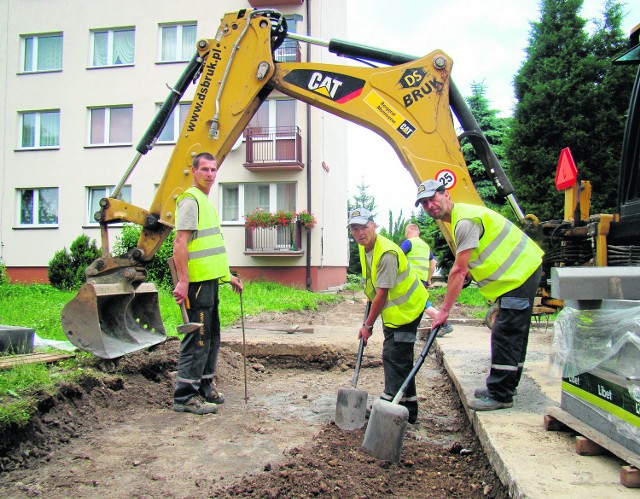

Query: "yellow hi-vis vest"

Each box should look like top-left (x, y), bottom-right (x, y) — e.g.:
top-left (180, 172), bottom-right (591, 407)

top-left (176, 187), bottom-right (231, 283)
top-left (359, 234), bottom-right (427, 327)
top-left (451, 203), bottom-right (543, 302)
top-left (406, 236), bottom-right (431, 282)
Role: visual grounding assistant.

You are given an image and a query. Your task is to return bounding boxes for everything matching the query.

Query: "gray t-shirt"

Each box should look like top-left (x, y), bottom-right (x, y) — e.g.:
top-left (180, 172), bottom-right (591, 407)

top-left (176, 197), bottom-right (198, 232)
top-left (454, 218), bottom-right (482, 254)
top-left (365, 250), bottom-right (398, 289)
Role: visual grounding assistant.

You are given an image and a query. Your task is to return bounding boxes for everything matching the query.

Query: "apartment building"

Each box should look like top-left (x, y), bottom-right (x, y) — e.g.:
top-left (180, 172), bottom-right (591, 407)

top-left (0, 0), bottom-right (349, 291)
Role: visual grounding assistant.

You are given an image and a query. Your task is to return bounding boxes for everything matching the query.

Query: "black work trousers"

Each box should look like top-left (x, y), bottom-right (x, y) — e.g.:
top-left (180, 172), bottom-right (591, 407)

top-left (174, 279), bottom-right (221, 405)
top-left (380, 312), bottom-right (423, 422)
top-left (486, 265), bottom-right (542, 402)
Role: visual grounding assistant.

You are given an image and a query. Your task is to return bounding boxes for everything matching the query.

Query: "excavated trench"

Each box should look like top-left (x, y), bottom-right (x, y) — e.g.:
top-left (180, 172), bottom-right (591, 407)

top-left (0, 297), bottom-right (508, 498)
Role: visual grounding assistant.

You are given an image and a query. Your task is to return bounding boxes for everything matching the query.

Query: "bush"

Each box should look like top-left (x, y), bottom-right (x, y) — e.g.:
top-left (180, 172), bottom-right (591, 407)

top-left (112, 224), bottom-right (175, 290)
top-left (48, 235), bottom-right (101, 289)
top-left (0, 259), bottom-right (9, 285)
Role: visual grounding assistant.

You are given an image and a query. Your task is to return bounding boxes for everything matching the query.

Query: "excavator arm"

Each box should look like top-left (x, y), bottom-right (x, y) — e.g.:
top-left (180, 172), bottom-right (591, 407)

top-left (62, 8), bottom-right (515, 358)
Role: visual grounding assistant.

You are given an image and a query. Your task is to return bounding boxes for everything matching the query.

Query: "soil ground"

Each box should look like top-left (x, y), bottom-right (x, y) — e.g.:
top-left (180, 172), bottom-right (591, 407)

top-left (0, 291), bottom-right (508, 498)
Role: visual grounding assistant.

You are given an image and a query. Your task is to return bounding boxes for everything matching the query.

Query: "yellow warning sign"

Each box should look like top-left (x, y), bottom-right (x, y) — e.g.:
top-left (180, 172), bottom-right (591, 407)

top-left (364, 90), bottom-right (416, 139)
top-left (364, 90), bottom-right (403, 127)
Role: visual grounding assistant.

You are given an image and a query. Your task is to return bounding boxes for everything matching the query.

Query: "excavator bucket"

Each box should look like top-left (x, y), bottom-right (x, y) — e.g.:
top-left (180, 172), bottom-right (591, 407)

top-left (61, 281), bottom-right (166, 359)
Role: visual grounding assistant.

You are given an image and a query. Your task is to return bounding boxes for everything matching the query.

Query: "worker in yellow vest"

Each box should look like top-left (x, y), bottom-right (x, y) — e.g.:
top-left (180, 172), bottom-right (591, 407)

top-left (415, 180), bottom-right (543, 411)
top-left (172, 152), bottom-right (243, 415)
top-left (401, 223), bottom-right (453, 336)
top-left (349, 208), bottom-right (427, 424)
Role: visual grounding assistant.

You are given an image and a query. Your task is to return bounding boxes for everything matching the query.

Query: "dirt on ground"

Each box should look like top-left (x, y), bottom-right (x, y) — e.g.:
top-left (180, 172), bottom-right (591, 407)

top-left (0, 291), bottom-right (508, 498)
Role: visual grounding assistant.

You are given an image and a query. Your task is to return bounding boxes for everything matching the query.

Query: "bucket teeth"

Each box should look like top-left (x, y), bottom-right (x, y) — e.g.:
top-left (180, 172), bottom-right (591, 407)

top-left (62, 281), bottom-right (166, 359)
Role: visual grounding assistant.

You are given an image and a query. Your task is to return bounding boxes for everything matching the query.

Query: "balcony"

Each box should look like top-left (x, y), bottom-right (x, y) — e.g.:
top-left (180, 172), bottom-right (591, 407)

top-left (244, 126), bottom-right (304, 172)
top-left (245, 223), bottom-right (303, 256)
top-left (249, 0), bottom-right (304, 7)
top-left (274, 40), bottom-right (301, 63)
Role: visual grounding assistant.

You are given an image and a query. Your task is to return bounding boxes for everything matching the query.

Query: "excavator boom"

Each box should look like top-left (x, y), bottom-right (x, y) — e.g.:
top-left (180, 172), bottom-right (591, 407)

top-left (62, 8), bottom-right (509, 358)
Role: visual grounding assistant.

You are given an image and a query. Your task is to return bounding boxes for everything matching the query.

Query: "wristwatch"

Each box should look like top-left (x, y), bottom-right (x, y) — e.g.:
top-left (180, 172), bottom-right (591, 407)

top-left (363, 323), bottom-right (374, 331)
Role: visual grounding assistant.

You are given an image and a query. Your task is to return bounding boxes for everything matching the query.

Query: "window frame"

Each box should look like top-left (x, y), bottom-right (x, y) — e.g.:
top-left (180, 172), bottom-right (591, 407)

top-left (158, 22), bottom-right (197, 63)
top-left (156, 102), bottom-right (191, 143)
top-left (89, 27), bottom-right (135, 68)
top-left (18, 109), bottom-right (61, 150)
top-left (86, 185), bottom-right (132, 226)
top-left (15, 187), bottom-right (59, 227)
top-left (87, 105), bottom-right (133, 146)
top-left (220, 182), bottom-right (296, 225)
top-left (20, 32), bottom-right (63, 73)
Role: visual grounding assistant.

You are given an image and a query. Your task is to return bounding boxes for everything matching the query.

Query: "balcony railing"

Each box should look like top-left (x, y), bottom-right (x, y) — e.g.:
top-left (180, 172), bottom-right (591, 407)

top-left (245, 223), bottom-right (303, 255)
top-left (244, 126), bottom-right (304, 171)
top-left (274, 40), bottom-right (301, 63)
top-left (249, 0), bottom-right (304, 7)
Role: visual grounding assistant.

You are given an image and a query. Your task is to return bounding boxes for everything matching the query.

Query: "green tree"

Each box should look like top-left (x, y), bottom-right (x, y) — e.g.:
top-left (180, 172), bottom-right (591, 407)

top-left (379, 210), bottom-right (408, 246)
top-left (347, 178), bottom-right (377, 275)
top-left (507, 0), bottom-right (633, 221)
top-left (48, 234), bottom-right (101, 289)
top-left (462, 82), bottom-right (512, 208)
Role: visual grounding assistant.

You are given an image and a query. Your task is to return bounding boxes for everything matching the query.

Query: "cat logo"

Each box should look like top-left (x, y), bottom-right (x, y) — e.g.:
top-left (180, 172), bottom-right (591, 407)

top-left (308, 72), bottom-right (344, 99)
top-left (283, 70), bottom-right (365, 103)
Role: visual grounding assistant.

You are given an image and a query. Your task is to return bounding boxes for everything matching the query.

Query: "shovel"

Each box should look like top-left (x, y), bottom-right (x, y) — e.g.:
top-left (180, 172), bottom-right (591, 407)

top-left (361, 324), bottom-right (441, 462)
top-left (167, 258), bottom-right (203, 335)
top-left (335, 302), bottom-right (371, 430)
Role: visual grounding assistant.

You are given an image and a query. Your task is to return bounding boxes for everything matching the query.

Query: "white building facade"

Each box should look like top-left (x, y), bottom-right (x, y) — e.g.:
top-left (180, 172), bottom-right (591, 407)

top-left (0, 0), bottom-right (349, 291)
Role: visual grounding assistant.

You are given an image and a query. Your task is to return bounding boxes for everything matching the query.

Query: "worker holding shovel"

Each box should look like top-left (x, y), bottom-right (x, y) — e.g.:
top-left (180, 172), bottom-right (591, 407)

top-left (348, 208), bottom-right (427, 424)
top-left (172, 152), bottom-right (243, 415)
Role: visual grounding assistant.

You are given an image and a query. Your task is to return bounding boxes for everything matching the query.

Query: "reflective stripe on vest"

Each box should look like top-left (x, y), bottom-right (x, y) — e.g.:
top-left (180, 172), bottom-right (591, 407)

top-left (451, 203), bottom-right (543, 301)
top-left (406, 236), bottom-right (431, 282)
top-left (176, 187), bottom-right (231, 282)
top-left (359, 234), bottom-right (427, 327)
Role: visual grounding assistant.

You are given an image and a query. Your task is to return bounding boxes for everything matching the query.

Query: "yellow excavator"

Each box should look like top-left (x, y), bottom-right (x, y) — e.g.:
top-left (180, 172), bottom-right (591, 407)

top-left (61, 9), bottom-right (640, 359)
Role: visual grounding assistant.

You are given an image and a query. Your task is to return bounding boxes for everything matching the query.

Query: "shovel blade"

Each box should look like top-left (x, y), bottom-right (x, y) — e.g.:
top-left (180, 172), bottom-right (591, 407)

top-left (61, 281), bottom-right (166, 359)
top-left (335, 387), bottom-right (368, 430)
top-left (361, 399), bottom-right (409, 462)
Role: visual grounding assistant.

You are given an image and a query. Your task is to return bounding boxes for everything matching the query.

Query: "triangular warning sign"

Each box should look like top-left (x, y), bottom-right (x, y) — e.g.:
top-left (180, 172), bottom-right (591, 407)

top-left (555, 147), bottom-right (578, 191)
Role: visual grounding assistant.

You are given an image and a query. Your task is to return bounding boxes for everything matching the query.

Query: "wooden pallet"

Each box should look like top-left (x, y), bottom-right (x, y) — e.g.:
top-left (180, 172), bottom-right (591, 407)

top-left (545, 406), bottom-right (640, 488)
top-left (0, 352), bottom-right (75, 370)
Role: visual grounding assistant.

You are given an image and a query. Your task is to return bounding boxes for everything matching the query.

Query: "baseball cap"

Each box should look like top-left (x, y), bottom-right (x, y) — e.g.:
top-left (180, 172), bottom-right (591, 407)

top-left (415, 179), bottom-right (445, 206)
top-left (348, 207), bottom-right (374, 226)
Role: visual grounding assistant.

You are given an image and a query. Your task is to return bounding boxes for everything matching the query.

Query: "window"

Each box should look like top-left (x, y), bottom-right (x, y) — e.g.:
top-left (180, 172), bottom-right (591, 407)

top-left (246, 99), bottom-right (297, 162)
top-left (21, 33), bottom-right (63, 72)
top-left (159, 23), bottom-right (197, 62)
top-left (87, 185), bottom-right (132, 224)
top-left (157, 102), bottom-right (191, 143)
top-left (91, 28), bottom-right (135, 67)
top-left (17, 188), bottom-right (59, 226)
top-left (19, 110), bottom-right (60, 149)
top-left (247, 99), bottom-right (295, 133)
top-left (221, 182), bottom-right (296, 222)
top-left (274, 16), bottom-right (301, 62)
top-left (89, 106), bottom-right (133, 145)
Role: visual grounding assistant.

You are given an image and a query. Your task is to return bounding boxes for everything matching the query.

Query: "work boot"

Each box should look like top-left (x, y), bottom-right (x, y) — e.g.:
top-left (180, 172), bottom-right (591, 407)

top-left (204, 384), bottom-right (225, 404)
top-left (468, 395), bottom-right (513, 411)
top-left (173, 396), bottom-right (218, 415)
top-left (474, 387), bottom-right (517, 399)
top-left (436, 323), bottom-right (454, 337)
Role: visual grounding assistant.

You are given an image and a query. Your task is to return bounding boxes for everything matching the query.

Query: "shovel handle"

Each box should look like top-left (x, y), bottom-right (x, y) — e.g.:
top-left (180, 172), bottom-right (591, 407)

top-left (351, 337), bottom-right (365, 387)
top-left (391, 324), bottom-right (441, 405)
top-left (168, 257), bottom-right (190, 323)
top-left (351, 301), bottom-right (372, 387)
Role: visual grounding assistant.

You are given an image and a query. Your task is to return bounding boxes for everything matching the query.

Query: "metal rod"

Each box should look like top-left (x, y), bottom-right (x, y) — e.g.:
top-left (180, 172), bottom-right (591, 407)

top-left (239, 289), bottom-right (248, 404)
top-left (110, 152), bottom-right (142, 199)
